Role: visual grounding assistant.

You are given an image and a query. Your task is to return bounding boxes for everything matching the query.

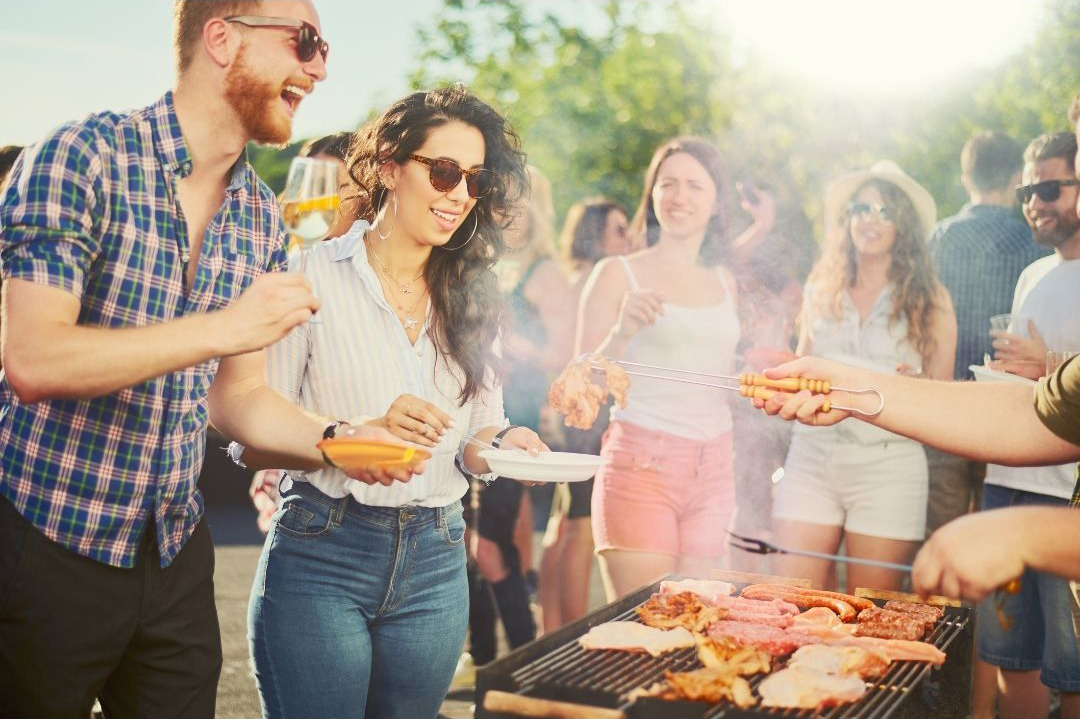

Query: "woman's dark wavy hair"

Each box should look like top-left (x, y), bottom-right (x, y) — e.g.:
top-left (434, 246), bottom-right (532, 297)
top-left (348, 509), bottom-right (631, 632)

top-left (560, 197), bottom-right (626, 272)
top-left (345, 85), bottom-right (528, 403)
top-left (628, 136), bottom-right (732, 266)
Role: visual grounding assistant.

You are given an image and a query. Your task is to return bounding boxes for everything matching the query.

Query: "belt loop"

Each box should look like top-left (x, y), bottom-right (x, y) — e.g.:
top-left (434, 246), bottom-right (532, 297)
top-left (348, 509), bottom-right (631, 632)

top-left (331, 495), bottom-right (348, 527)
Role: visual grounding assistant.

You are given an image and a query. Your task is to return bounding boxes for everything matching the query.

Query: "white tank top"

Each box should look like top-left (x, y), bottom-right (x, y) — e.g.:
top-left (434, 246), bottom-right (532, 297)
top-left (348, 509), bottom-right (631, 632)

top-left (610, 256), bottom-right (741, 440)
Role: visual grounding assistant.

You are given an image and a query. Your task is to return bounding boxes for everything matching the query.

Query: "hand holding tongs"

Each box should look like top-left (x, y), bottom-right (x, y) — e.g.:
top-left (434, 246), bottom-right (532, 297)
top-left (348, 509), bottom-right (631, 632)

top-left (728, 531), bottom-right (911, 572)
top-left (588, 356), bottom-right (885, 416)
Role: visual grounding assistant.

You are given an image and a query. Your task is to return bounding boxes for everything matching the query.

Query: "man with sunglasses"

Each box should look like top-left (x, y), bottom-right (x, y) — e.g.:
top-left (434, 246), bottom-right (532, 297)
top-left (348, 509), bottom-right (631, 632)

top-left (968, 130), bottom-right (1080, 719)
top-left (0, 2), bottom-right (415, 716)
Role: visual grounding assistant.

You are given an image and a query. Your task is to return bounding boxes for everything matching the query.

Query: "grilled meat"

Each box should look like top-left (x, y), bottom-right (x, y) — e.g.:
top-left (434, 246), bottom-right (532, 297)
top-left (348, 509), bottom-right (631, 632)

top-left (854, 606), bottom-right (928, 641)
top-left (758, 665), bottom-right (867, 709)
top-left (578, 621), bottom-right (695, 656)
top-left (787, 644), bottom-right (890, 679)
top-left (637, 591), bottom-right (725, 633)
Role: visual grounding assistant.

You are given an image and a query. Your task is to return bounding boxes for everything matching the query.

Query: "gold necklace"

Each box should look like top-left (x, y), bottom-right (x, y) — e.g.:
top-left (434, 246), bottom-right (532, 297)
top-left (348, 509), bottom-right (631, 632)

top-left (367, 241), bottom-right (424, 295)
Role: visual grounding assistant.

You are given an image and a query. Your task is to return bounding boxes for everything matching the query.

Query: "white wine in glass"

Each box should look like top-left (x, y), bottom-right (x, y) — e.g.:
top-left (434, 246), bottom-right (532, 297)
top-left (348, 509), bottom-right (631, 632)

top-left (280, 157), bottom-right (341, 323)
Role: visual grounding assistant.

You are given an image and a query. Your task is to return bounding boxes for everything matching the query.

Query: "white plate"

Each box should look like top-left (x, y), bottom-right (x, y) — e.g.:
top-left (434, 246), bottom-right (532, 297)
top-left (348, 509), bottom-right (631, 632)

top-left (969, 364), bottom-right (1037, 385)
top-left (479, 450), bottom-right (602, 482)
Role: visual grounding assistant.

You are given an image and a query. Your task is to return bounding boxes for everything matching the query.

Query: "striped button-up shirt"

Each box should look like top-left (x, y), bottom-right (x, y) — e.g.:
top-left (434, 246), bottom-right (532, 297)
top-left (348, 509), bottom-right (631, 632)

top-left (0, 92), bottom-right (286, 568)
top-left (929, 203), bottom-right (1047, 380)
top-left (258, 220), bottom-right (506, 508)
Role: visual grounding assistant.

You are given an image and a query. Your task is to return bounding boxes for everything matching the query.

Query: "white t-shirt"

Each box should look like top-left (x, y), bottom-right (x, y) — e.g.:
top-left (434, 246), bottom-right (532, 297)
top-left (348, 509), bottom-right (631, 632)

top-left (984, 254), bottom-right (1080, 499)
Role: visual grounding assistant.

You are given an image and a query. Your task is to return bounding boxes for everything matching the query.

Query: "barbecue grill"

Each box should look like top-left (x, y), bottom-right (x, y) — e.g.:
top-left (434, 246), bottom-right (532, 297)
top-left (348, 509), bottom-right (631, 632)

top-left (476, 578), bottom-right (972, 719)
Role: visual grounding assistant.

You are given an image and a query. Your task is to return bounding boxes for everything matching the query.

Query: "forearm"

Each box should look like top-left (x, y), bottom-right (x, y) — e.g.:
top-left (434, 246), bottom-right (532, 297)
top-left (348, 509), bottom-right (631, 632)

top-left (462, 424), bottom-right (502, 475)
top-left (209, 376), bottom-right (328, 472)
top-left (1019, 507), bottom-right (1080, 579)
top-left (8, 312), bottom-right (227, 402)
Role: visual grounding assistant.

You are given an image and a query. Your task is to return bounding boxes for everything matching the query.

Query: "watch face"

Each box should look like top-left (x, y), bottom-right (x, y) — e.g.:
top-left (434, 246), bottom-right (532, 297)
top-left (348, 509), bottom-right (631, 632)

top-left (324, 421), bottom-right (344, 440)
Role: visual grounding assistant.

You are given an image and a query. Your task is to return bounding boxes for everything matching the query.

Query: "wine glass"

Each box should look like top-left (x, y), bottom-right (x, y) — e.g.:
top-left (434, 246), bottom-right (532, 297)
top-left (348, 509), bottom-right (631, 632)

top-left (280, 157), bottom-right (341, 323)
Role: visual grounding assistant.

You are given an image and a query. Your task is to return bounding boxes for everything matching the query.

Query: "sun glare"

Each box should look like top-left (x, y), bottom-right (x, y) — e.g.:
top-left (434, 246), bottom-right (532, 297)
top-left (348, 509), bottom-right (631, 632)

top-left (716, 1), bottom-right (1042, 99)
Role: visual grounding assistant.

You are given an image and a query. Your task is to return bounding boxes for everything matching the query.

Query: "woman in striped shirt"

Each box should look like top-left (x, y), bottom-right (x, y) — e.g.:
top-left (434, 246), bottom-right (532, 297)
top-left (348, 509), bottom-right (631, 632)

top-left (241, 87), bottom-right (545, 719)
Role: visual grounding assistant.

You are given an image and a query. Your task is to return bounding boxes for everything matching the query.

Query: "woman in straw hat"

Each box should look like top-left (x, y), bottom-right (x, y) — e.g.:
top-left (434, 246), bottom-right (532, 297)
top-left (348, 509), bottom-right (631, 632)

top-left (770, 161), bottom-right (957, 593)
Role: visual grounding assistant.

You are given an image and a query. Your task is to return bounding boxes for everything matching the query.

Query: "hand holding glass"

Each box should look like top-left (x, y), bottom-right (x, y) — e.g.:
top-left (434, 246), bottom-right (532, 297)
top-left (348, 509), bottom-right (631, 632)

top-left (280, 157), bottom-right (340, 323)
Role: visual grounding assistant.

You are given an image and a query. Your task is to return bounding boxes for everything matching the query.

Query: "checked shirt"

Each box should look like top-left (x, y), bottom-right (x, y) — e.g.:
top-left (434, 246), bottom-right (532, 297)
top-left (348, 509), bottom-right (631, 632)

top-left (0, 92), bottom-right (286, 568)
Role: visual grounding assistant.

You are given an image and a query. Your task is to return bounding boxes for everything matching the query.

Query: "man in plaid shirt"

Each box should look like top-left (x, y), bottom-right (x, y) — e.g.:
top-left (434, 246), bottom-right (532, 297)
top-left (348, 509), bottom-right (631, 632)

top-left (0, 2), bottom-right (416, 716)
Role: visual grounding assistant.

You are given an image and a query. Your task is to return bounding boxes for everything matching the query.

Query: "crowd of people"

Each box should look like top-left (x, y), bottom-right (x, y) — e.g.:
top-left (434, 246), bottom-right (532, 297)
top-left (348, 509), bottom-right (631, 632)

top-left (2, 2), bottom-right (1080, 719)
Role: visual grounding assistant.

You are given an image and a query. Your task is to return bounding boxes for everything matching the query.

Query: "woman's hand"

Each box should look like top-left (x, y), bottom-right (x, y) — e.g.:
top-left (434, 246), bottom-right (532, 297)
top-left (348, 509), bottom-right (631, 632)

top-left (612, 289), bottom-right (665, 340)
top-left (494, 426), bottom-right (550, 487)
top-left (335, 424), bottom-right (427, 486)
top-left (366, 394), bottom-right (454, 448)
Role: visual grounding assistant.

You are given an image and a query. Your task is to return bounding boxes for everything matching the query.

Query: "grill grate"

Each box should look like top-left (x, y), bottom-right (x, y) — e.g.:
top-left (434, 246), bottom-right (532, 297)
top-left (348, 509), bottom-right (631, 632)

top-left (478, 580), bottom-right (972, 719)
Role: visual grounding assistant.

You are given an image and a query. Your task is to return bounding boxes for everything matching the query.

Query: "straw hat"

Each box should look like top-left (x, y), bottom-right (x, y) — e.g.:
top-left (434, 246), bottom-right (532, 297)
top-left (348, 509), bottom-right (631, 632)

top-left (824, 160), bottom-right (937, 238)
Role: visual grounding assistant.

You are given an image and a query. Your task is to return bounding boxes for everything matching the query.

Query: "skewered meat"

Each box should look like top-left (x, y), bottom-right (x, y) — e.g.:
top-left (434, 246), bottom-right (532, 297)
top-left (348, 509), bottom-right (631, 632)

top-left (578, 621), bottom-right (695, 656)
top-left (636, 591), bottom-right (724, 632)
top-left (631, 667), bottom-right (757, 708)
top-left (548, 355), bottom-right (629, 430)
top-left (787, 644), bottom-right (890, 679)
top-left (758, 665), bottom-right (867, 709)
top-left (854, 606), bottom-right (928, 641)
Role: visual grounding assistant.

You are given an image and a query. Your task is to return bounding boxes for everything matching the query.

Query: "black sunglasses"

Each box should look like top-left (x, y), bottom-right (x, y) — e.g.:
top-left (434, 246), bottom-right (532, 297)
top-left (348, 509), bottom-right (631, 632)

top-left (225, 16), bottom-right (329, 63)
top-left (1015, 179), bottom-right (1080, 205)
top-left (409, 154), bottom-right (495, 199)
top-left (847, 201), bottom-right (898, 223)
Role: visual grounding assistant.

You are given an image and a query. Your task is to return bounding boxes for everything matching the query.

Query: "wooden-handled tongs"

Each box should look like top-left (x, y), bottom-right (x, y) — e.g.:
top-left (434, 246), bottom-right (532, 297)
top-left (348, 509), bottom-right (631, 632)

top-left (589, 356), bottom-right (885, 416)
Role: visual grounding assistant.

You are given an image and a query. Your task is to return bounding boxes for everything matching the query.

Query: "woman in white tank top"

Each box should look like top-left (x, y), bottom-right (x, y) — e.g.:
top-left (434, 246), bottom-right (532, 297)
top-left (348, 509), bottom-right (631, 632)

top-left (576, 137), bottom-right (741, 600)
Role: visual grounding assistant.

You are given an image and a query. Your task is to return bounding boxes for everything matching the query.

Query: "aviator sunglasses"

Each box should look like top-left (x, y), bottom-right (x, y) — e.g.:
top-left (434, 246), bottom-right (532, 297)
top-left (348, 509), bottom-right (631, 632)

top-left (409, 154), bottom-right (495, 199)
top-left (225, 16), bottom-right (329, 63)
top-left (1014, 179), bottom-right (1080, 205)
top-left (847, 201), bottom-right (898, 223)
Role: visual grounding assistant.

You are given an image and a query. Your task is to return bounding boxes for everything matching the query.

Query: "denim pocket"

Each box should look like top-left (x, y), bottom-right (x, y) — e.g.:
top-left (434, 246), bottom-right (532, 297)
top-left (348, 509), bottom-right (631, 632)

top-left (439, 503), bottom-right (466, 546)
top-left (275, 497), bottom-right (335, 539)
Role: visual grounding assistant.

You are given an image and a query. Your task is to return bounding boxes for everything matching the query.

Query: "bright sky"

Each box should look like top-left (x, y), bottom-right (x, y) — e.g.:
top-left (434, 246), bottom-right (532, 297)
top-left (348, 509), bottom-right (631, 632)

top-left (1, 1), bottom-right (1045, 147)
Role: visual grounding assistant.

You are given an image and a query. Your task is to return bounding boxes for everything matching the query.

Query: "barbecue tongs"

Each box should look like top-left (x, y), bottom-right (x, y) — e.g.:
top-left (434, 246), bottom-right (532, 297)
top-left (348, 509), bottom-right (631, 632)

top-left (728, 531), bottom-right (911, 572)
top-left (588, 356), bottom-right (885, 416)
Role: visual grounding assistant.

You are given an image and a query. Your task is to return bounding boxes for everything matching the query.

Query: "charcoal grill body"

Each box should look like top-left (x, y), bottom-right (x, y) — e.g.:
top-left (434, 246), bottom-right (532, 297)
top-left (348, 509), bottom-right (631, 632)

top-left (476, 578), bottom-right (972, 719)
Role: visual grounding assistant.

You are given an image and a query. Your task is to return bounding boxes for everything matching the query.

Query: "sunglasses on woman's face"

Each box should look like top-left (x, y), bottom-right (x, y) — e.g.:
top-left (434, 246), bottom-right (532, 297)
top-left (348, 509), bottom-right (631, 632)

top-left (1014, 179), bottom-right (1080, 205)
top-left (847, 201), bottom-right (898, 224)
top-left (225, 16), bottom-right (329, 63)
top-left (409, 154), bottom-right (494, 199)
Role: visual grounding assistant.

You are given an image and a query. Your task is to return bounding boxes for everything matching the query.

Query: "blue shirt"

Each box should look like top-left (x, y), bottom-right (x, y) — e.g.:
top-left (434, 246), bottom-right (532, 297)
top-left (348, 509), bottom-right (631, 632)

top-left (0, 92), bottom-right (287, 568)
top-left (929, 203), bottom-right (1047, 380)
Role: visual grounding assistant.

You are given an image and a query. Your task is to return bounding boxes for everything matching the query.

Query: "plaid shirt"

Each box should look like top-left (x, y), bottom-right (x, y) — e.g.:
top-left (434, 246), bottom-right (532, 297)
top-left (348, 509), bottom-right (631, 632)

top-left (929, 204), bottom-right (1048, 380)
top-left (0, 92), bottom-right (287, 568)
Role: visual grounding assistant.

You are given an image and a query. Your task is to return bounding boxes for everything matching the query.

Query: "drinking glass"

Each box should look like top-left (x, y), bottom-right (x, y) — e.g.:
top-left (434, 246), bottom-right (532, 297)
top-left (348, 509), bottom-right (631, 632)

top-left (985, 313), bottom-right (1013, 365)
top-left (280, 157), bottom-right (341, 323)
top-left (1046, 350), bottom-right (1079, 376)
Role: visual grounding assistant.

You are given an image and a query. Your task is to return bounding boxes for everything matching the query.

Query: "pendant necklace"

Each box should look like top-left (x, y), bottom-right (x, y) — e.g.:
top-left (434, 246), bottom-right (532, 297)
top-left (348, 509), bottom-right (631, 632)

top-left (368, 242), bottom-right (424, 295)
top-left (371, 255), bottom-right (427, 331)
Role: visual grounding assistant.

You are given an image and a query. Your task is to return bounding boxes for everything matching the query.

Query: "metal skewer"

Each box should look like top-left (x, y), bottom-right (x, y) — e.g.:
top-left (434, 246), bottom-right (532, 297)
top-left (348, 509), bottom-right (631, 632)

top-left (586, 355), bottom-right (885, 417)
top-left (728, 531), bottom-right (912, 572)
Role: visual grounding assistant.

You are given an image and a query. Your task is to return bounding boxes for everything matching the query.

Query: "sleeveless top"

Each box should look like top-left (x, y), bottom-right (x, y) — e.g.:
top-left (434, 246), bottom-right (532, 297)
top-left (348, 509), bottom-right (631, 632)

top-left (797, 281), bottom-right (922, 445)
top-left (610, 256), bottom-right (741, 440)
top-left (504, 258), bottom-right (549, 431)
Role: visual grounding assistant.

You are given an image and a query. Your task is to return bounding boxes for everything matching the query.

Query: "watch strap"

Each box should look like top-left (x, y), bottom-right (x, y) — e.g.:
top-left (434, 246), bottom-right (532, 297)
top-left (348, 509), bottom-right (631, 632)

top-left (491, 425), bottom-right (520, 449)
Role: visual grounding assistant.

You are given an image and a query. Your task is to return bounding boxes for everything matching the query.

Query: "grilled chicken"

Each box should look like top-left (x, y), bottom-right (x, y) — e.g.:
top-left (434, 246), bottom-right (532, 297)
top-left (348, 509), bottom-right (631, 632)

top-left (578, 621), bottom-right (695, 656)
top-left (758, 665), bottom-right (867, 709)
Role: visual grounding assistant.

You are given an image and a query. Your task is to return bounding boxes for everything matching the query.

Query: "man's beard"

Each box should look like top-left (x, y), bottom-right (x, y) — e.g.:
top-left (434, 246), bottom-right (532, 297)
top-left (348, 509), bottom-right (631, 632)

top-left (224, 48), bottom-right (292, 146)
top-left (1031, 207), bottom-right (1080, 249)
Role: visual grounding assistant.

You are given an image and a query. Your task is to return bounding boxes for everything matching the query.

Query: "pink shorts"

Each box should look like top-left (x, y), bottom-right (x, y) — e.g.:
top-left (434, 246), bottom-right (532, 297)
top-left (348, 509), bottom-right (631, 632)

top-left (591, 420), bottom-right (735, 558)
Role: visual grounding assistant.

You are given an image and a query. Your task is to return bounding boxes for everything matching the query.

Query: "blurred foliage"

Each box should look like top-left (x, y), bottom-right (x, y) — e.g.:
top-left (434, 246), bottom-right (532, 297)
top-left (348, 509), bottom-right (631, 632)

top-left (404, 0), bottom-right (1080, 242)
top-left (247, 142), bottom-right (302, 196)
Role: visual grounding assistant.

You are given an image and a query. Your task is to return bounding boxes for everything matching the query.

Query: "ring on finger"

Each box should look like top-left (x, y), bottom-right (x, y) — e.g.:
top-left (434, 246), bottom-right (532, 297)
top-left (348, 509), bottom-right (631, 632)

top-left (420, 423), bottom-right (431, 436)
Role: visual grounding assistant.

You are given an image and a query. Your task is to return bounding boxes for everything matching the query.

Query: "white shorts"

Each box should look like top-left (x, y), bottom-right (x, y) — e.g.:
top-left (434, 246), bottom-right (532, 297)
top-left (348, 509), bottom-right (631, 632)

top-left (771, 427), bottom-right (928, 541)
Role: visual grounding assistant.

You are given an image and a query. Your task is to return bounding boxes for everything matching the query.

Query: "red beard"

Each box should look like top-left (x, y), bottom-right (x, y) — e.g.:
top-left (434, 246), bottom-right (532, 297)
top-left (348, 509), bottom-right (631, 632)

top-left (224, 48), bottom-right (292, 146)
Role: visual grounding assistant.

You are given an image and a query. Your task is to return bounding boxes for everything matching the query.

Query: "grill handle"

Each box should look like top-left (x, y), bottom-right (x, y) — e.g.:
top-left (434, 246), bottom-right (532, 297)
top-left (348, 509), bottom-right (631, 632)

top-left (482, 690), bottom-right (626, 719)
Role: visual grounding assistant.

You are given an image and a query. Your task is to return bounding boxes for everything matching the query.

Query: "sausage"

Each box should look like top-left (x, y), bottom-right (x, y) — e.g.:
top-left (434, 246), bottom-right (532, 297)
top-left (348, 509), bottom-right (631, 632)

top-left (741, 587), bottom-right (857, 623)
top-left (742, 584), bottom-right (873, 613)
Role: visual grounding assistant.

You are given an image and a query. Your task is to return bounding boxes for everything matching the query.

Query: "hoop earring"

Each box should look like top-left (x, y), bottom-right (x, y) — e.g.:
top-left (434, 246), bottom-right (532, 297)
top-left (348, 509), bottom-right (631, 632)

top-left (376, 189), bottom-right (398, 241)
top-left (444, 213), bottom-right (479, 251)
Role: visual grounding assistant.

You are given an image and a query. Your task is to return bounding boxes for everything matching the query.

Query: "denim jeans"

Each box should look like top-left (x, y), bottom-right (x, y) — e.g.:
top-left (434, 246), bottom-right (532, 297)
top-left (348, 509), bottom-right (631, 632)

top-left (977, 484), bottom-right (1080, 691)
top-left (249, 481), bottom-right (468, 718)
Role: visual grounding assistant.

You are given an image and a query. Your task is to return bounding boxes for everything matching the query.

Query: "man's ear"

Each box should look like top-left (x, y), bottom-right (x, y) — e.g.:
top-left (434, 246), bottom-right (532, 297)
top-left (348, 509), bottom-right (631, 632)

top-left (203, 17), bottom-right (238, 69)
top-left (960, 173), bottom-right (974, 196)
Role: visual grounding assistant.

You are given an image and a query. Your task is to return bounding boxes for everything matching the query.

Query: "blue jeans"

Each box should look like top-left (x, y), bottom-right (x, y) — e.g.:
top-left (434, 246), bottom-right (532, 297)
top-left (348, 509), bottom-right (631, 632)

top-left (248, 481), bottom-right (468, 718)
top-left (977, 484), bottom-right (1080, 691)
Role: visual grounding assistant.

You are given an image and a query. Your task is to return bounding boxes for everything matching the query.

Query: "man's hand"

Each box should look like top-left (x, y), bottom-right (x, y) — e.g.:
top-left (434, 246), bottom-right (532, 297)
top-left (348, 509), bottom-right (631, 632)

top-left (990, 320), bottom-right (1047, 375)
top-left (214, 273), bottom-right (319, 356)
top-left (335, 424), bottom-right (427, 486)
top-left (755, 356), bottom-right (860, 426)
top-left (911, 508), bottom-right (1027, 601)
